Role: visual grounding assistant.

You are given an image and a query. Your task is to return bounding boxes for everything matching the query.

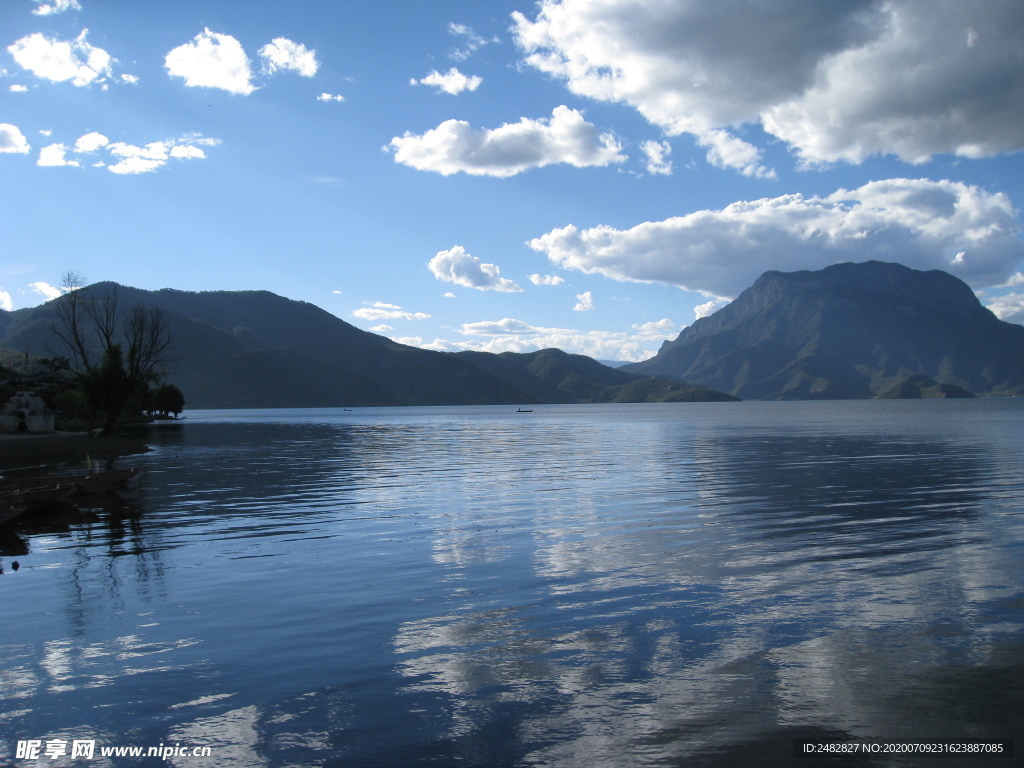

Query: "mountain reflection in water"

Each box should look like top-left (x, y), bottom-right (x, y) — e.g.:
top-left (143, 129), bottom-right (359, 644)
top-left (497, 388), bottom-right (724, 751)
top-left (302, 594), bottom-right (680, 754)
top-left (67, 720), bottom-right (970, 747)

top-left (1, 401), bottom-right (1022, 767)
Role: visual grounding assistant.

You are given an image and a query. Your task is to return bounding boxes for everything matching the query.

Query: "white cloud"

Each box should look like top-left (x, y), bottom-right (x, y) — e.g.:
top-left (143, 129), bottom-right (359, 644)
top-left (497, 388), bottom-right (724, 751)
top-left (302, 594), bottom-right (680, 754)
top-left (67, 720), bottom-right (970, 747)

top-left (632, 318), bottom-right (677, 338)
top-left (317, 93), bottom-right (346, 102)
top-left (74, 131), bottom-right (108, 153)
top-left (371, 324), bottom-right (394, 333)
top-left (0, 124), bottom-right (31, 154)
top-left (428, 246), bottom-right (523, 292)
top-left (38, 143), bottom-right (78, 167)
top-left (513, 0), bottom-right (1024, 170)
top-left (352, 302), bottom-right (430, 321)
top-left (389, 105), bottom-right (625, 177)
top-left (528, 178), bottom-right (1024, 297)
top-left (444, 292), bottom-right (456, 298)
top-left (986, 292), bottom-right (1024, 324)
top-left (170, 144), bottom-right (206, 159)
top-left (32, 0), bottom-right (81, 15)
top-left (411, 67), bottom-right (482, 95)
top-left (104, 137), bottom-right (214, 174)
top-left (573, 290), bottom-right (594, 311)
top-left (420, 316), bottom-right (676, 361)
top-left (165, 29), bottom-right (255, 95)
top-left (120, 73), bottom-right (139, 84)
top-left (528, 274), bottom-right (565, 286)
top-left (107, 141), bottom-right (168, 174)
top-left (389, 336), bottom-right (425, 347)
top-left (694, 299), bottom-right (726, 319)
top-left (28, 281), bottom-right (62, 301)
top-left (640, 140), bottom-right (672, 176)
top-left (448, 22), bottom-right (492, 61)
top-left (10, 84), bottom-right (28, 93)
top-left (259, 38), bottom-right (319, 77)
top-left (999, 272), bottom-right (1024, 288)
top-left (0, 290), bottom-right (13, 311)
top-left (8, 30), bottom-right (113, 86)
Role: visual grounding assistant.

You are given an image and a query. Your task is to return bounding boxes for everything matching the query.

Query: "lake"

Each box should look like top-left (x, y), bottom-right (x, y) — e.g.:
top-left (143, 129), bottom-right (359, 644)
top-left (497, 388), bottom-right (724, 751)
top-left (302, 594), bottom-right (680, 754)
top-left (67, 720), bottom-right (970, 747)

top-left (1, 400), bottom-right (1022, 767)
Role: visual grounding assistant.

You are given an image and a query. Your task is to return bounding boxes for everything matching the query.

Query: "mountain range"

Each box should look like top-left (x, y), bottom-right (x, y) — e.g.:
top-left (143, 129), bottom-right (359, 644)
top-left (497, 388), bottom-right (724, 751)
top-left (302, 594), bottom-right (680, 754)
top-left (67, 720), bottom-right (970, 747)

top-left (2, 260), bottom-right (1020, 406)
top-left (625, 260), bottom-right (1024, 399)
top-left (0, 283), bottom-right (734, 408)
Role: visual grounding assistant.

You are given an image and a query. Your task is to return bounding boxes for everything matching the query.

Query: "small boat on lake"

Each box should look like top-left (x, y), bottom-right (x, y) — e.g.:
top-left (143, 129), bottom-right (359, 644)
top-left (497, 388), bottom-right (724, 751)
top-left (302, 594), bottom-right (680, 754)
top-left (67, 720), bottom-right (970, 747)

top-left (72, 467), bottom-right (143, 495)
top-left (516, 409), bottom-right (533, 413)
top-left (0, 481), bottom-right (79, 524)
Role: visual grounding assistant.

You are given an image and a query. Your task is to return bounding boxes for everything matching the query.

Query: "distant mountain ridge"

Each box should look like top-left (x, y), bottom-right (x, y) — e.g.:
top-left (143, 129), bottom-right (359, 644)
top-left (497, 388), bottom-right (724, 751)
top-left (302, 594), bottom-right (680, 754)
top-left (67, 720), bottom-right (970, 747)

top-left (0, 283), bottom-right (734, 408)
top-left (626, 261), bottom-right (1024, 399)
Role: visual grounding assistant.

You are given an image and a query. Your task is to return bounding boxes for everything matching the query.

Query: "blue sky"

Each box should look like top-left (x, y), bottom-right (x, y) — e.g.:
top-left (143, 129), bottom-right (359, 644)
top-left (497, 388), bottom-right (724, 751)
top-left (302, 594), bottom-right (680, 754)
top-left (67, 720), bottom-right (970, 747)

top-left (3, 0), bottom-right (1024, 361)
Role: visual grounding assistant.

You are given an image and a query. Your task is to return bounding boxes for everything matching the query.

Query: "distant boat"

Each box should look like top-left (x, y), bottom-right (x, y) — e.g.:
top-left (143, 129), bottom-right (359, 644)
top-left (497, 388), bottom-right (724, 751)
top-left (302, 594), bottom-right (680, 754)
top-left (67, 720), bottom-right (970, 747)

top-left (516, 409), bottom-right (533, 413)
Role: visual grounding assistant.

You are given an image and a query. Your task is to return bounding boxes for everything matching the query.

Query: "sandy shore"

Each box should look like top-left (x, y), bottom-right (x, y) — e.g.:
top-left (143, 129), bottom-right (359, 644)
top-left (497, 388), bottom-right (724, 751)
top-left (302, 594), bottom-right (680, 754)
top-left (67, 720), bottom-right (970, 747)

top-left (0, 432), bottom-right (150, 470)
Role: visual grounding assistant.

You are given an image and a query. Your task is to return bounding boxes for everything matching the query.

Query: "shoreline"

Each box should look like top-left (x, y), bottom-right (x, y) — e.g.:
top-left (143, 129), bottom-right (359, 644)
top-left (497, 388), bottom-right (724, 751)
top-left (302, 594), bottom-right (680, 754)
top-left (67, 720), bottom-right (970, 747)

top-left (0, 432), bottom-right (151, 471)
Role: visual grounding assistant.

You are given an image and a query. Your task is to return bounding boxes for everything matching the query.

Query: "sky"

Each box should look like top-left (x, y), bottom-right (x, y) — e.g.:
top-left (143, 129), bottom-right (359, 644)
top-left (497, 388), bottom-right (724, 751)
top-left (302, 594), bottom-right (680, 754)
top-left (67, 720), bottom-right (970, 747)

top-left (2, 0), bottom-right (1024, 362)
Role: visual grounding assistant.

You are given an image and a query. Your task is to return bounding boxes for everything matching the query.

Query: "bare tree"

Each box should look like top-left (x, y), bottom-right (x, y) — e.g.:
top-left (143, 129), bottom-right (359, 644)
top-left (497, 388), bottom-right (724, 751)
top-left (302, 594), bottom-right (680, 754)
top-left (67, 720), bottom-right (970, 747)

top-left (50, 271), bottom-right (175, 432)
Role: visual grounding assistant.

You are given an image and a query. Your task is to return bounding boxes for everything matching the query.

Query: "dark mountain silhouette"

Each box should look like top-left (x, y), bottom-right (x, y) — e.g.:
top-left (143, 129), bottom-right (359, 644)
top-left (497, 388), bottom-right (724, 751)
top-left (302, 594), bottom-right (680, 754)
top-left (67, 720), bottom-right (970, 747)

top-left (625, 261), bottom-right (1024, 399)
top-left (0, 284), bottom-right (734, 408)
top-left (457, 348), bottom-right (738, 403)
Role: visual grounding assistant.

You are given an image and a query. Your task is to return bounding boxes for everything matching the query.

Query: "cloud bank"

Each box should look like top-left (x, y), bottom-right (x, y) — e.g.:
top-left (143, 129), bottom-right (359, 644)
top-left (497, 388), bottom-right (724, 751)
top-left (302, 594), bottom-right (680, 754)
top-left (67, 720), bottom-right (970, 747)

top-left (25, 130), bottom-right (217, 174)
top-left (527, 179), bottom-right (1024, 297)
top-left (415, 316), bottom-right (678, 361)
top-left (389, 105), bottom-right (625, 177)
top-left (352, 302), bottom-right (430, 321)
top-left (513, 0), bottom-right (1024, 171)
top-left (428, 246), bottom-right (523, 292)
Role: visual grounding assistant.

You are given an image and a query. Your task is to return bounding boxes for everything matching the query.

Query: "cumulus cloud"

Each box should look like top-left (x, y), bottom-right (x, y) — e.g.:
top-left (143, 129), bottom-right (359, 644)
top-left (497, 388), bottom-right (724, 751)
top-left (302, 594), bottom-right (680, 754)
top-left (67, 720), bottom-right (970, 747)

top-left (32, 0), bottom-right (81, 14)
top-left (428, 246), bottom-right (523, 292)
top-left (29, 282), bottom-right (62, 301)
top-left (317, 93), bottom-right (345, 102)
top-left (389, 105), bottom-right (625, 177)
top-left (419, 316), bottom-right (677, 361)
top-left (528, 274), bottom-right (565, 286)
top-left (371, 324), bottom-right (394, 333)
top-left (528, 178), bottom-right (1024, 298)
top-left (165, 29), bottom-right (255, 95)
top-left (0, 290), bottom-right (12, 311)
top-left (38, 143), bottom-right (78, 167)
top-left (513, 0), bottom-right (1024, 170)
top-left (352, 302), bottom-right (430, 321)
top-left (8, 30), bottom-right (113, 86)
top-left (10, 84), bottom-right (28, 93)
top-left (694, 299), bottom-right (727, 319)
top-left (411, 67), bottom-right (482, 94)
top-left (641, 140), bottom-right (672, 176)
top-left (573, 290), bottom-right (594, 311)
top-left (985, 292), bottom-right (1024, 324)
top-left (0, 124), bottom-right (31, 154)
top-left (74, 131), bottom-right (108, 153)
top-left (259, 38), bottom-right (319, 77)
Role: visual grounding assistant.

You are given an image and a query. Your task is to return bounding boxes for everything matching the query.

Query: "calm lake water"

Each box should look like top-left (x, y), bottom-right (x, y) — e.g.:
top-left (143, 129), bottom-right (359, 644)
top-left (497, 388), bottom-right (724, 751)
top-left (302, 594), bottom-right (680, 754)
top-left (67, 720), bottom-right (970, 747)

top-left (1, 400), bottom-right (1023, 767)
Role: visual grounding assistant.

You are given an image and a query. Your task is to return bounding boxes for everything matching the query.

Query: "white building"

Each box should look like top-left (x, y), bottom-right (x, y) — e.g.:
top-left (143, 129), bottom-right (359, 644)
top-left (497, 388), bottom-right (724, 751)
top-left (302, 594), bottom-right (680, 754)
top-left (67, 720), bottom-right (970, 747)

top-left (0, 391), bottom-right (55, 434)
